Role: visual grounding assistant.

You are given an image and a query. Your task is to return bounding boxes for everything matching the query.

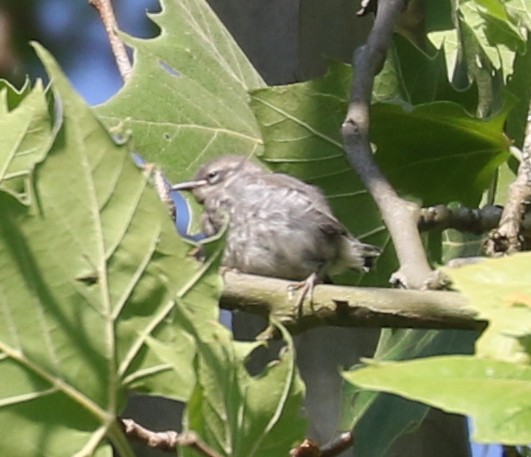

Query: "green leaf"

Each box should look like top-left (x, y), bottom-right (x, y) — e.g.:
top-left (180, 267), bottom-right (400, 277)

top-left (506, 35), bottom-right (531, 148)
top-left (445, 253), bottom-right (531, 363)
top-left (250, 62), bottom-right (392, 286)
top-left (506, 0), bottom-right (531, 30)
top-left (250, 62), bottom-right (510, 285)
top-left (97, 0), bottom-right (265, 182)
top-left (474, 0), bottom-right (527, 55)
top-left (0, 79), bottom-right (57, 202)
top-left (182, 322), bottom-right (307, 457)
top-left (0, 43), bottom-right (214, 456)
top-left (428, 0), bottom-right (530, 113)
top-left (341, 329), bottom-right (476, 457)
top-left (137, 234), bottom-right (226, 403)
top-left (343, 355), bottom-right (531, 445)
top-left (251, 62), bottom-right (510, 208)
top-left (376, 34), bottom-right (477, 109)
top-left (372, 100), bottom-right (511, 206)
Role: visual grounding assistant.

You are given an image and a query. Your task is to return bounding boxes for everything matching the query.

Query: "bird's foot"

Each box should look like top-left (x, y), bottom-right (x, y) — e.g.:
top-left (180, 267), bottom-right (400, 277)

top-left (288, 272), bottom-right (320, 317)
top-left (219, 265), bottom-right (241, 276)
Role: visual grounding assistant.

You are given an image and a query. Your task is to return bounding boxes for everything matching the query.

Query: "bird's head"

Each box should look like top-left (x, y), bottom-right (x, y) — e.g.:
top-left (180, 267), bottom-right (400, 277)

top-left (172, 155), bottom-right (263, 203)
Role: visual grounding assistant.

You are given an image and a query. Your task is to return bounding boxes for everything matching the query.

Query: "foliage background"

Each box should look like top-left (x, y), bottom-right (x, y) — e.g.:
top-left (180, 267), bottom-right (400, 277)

top-left (1, 1), bottom-right (530, 457)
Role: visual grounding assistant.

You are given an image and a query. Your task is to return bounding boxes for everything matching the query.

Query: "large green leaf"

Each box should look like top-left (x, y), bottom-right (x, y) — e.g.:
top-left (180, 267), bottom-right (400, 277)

top-left (445, 253), bottom-right (531, 363)
top-left (345, 253), bottom-right (531, 453)
top-left (97, 0), bottom-right (265, 182)
top-left (341, 329), bottom-right (476, 457)
top-left (132, 235), bottom-right (226, 400)
top-left (249, 62), bottom-right (510, 284)
top-left (181, 323), bottom-right (307, 457)
top-left (376, 33), bottom-right (477, 110)
top-left (372, 100), bottom-right (511, 206)
top-left (344, 355), bottom-right (531, 445)
top-left (250, 62), bottom-right (391, 286)
top-left (251, 61), bottom-right (510, 206)
top-left (0, 44), bottom-right (216, 456)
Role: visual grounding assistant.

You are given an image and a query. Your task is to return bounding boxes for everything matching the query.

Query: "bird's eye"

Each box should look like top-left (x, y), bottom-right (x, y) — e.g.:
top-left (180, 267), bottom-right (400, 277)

top-left (206, 170), bottom-right (219, 182)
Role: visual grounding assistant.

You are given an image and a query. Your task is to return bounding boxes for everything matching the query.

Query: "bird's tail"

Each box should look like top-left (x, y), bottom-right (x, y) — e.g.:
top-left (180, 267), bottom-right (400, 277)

top-left (355, 241), bottom-right (382, 270)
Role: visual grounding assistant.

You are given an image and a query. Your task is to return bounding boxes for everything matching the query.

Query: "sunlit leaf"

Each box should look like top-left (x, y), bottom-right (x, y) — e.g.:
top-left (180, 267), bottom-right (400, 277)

top-left (341, 329), bottom-right (476, 457)
top-left (97, 0), bottom-right (265, 182)
top-left (445, 253), bottom-right (531, 363)
top-left (0, 80), bottom-right (57, 202)
top-left (344, 356), bottom-right (531, 445)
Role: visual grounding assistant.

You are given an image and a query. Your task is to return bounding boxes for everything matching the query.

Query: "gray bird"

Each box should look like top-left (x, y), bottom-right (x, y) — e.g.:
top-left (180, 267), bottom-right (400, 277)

top-left (172, 155), bottom-right (381, 304)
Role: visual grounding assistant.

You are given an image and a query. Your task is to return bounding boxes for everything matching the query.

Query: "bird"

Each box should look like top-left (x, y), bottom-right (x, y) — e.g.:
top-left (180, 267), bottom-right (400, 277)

top-left (172, 155), bottom-right (381, 310)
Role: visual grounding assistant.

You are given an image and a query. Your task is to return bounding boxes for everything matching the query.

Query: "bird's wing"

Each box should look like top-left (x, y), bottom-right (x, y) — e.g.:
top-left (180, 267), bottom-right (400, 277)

top-left (243, 172), bottom-right (348, 236)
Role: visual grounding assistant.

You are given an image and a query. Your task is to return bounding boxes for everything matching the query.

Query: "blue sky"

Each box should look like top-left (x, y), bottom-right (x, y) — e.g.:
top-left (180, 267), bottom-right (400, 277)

top-left (35, 0), bottom-right (158, 105)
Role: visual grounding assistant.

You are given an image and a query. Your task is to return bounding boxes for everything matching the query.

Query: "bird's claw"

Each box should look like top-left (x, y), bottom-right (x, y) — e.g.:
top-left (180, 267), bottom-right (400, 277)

top-left (288, 272), bottom-right (319, 317)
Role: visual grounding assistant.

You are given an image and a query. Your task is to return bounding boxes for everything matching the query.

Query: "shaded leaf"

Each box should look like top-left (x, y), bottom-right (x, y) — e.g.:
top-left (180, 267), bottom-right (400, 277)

top-left (372, 100), bottom-right (511, 206)
top-left (182, 322), bottom-right (307, 457)
top-left (376, 34), bottom-right (477, 109)
top-left (0, 44), bottom-right (212, 456)
top-left (505, 35), bottom-right (531, 148)
top-left (250, 62), bottom-right (510, 285)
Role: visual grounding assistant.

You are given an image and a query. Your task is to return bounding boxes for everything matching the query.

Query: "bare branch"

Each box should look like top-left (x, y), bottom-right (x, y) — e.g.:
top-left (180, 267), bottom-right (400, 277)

top-left (418, 204), bottom-right (531, 236)
top-left (290, 432), bottom-right (354, 457)
top-left (342, 0), bottom-right (439, 289)
top-left (220, 272), bottom-right (485, 333)
top-left (89, 0), bottom-right (132, 81)
top-left (120, 418), bottom-right (223, 457)
top-left (321, 432), bottom-right (354, 457)
top-left (289, 438), bottom-right (320, 457)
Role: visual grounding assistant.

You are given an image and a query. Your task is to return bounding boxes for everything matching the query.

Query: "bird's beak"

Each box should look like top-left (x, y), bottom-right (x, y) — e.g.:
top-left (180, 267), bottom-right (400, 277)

top-left (171, 179), bottom-right (207, 191)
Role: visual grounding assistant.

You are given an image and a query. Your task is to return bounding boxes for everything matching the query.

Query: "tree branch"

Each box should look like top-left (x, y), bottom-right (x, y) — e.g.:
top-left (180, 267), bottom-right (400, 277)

top-left (120, 418), bottom-right (223, 457)
top-left (220, 272), bottom-right (485, 333)
top-left (321, 432), bottom-right (354, 457)
top-left (89, 0), bottom-right (132, 81)
top-left (485, 96), bottom-right (531, 255)
top-left (289, 433), bottom-right (354, 457)
top-left (418, 204), bottom-right (531, 236)
top-left (341, 0), bottom-right (439, 289)
top-left (486, 154), bottom-right (531, 254)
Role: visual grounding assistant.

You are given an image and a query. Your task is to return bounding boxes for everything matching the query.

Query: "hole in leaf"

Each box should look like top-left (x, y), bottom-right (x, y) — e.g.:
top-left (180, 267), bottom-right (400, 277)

top-left (159, 60), bottom-right (181, 77)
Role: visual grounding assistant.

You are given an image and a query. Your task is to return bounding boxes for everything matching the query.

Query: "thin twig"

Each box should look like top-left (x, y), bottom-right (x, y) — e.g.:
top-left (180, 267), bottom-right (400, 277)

top-left (342, 0), bottom-right (439, 289)
top-left (320, 432), bottom-right (354, 457)
top-left (89, 0), bottom-right (132, 81)
top-left (290, 432), bottom-right (354, 457)
top-left (289, 438), bottom-right (320, 457)
top-left (120, 418), bottom-right (223, 457)
top-left (487, 164), bottom-right (531, 254)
